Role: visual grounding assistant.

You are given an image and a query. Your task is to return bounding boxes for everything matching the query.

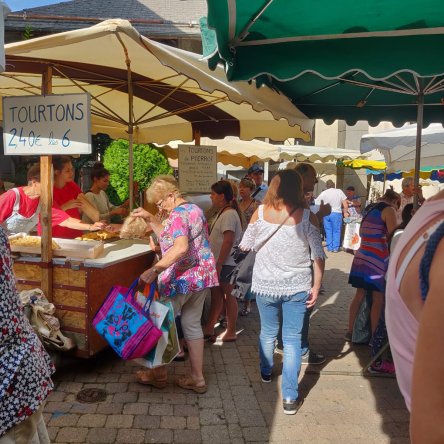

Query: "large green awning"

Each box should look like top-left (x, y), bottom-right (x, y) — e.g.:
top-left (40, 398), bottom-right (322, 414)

top-left (205, 0), bottom-right (444, 126)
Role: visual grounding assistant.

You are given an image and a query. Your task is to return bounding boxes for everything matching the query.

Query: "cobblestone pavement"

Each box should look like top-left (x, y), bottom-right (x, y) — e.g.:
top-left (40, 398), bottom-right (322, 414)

top-left (44, 251), bottom-right (409, 443)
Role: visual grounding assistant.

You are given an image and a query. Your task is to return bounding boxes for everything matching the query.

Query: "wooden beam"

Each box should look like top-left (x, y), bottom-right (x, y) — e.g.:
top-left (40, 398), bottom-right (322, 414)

top-left (41, 66), bottom-right (53, 300)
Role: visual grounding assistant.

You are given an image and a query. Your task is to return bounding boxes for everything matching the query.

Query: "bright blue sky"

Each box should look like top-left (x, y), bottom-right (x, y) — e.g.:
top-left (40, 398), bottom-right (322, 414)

top-left (5, 0), bottom-right (66, 12)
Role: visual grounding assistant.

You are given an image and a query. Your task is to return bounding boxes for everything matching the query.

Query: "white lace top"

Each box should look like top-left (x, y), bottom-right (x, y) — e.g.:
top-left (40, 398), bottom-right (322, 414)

top-left (239, 206), bottom-right (325, 297)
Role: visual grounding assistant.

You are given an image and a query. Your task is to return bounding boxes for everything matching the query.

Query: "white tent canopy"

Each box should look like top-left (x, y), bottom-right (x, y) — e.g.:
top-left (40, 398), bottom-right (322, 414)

top-left (2, 19), bottom-right (312, 144)
top-left (361, 123), bottom-right (444, 173)
top-left (160, 137), bottom-right (368, 168)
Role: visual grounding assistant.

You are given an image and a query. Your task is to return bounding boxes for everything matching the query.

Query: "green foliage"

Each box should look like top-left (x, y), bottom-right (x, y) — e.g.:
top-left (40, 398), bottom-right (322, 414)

top-left (22, 25), bottom-right (34, 40)
top-left (103, 139), bottom-right (172, 202)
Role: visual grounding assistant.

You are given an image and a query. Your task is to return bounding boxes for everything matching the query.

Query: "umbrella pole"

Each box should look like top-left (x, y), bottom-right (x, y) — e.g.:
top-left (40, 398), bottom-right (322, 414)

top-left (41, 66), bottom-right (53, 300)
top-left (124, 46), bottom-right (134, 210)
top-left (414, 93), bottom-right (424, 208)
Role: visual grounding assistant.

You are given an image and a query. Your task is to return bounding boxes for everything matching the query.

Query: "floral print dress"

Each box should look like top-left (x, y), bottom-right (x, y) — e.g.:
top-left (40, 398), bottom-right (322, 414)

top-left (0, 227), bottom-right (54, 437)
top-left (157, 203), bottom-right (218, 297)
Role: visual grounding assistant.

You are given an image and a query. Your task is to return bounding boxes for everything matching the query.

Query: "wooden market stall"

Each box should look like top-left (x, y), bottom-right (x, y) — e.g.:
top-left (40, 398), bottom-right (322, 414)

top-left (12, 239), bottom-right (155, 358)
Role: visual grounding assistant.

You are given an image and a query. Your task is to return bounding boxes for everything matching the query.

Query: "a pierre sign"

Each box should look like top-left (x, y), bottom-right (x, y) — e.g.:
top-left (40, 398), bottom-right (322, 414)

top-left (178, 145), bottom-right (217, 194)
top-left (3, 93), bottom-right (91, 155)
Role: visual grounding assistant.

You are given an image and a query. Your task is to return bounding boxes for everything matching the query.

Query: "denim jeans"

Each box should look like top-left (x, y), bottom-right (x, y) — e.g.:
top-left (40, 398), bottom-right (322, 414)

top-left (256, 291), bottom-right (309, 402)
top-left (277, 306), bottom-right (312, 355)
top-left (323, 212), bottom-right (343, 251)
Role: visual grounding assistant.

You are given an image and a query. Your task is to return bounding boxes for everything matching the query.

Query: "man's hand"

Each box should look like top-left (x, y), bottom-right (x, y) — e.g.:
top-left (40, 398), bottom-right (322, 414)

top-left (318, 201), bottom-right (331, 219)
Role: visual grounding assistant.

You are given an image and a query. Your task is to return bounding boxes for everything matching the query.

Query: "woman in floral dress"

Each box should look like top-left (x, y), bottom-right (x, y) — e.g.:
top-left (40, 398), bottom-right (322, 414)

top-left (0, 226), bottom-right (54, 443)
top-left (132, 175), bottom-right (218, 393)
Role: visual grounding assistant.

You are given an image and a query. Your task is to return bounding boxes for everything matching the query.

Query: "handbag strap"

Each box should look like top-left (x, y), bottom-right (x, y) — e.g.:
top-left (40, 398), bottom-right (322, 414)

top-left (209, 204), bottom-right (231, 234)
top-left (256, 206), bottom-right (297, 252)
top-left (127, 279), bottom-right (156, 311)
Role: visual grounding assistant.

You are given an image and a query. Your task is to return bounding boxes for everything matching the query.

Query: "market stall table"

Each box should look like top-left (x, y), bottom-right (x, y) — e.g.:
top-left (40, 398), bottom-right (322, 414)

top-left (12, 238), bottom-right (155, 358)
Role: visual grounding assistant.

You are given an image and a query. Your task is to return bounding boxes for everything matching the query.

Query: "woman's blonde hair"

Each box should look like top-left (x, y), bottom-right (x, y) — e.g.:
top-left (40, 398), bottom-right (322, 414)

top-left (145, 174), bottom-right (181, 203)
top-left (263, 169), bottom-right (305, 210)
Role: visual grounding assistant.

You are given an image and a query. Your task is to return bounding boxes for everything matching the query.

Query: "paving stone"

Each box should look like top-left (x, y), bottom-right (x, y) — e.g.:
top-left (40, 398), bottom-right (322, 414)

top-left (44, 401), bottom-right (72, 414)
top-left (237, 409), bottom-right (266, 428)
top-left (173, 429), bottom-right (202, 443)
top-left (149, 403), bottom-right (173, 416)
top-left (48, 413), bottom-right (79, 427)
top-left (69, 402), bottom-right (98, 414)
top-left (145, 428), bottom-right (174, 443)
top-left (199, 408), bottom-right (226, 426)
top-left (112, 391), bottom-right (138, 403)
top-left (47, 391), bottom-right (67, 402)
top-left (123, 402), bottom-right (149, 415)
top-left (133, 414), bottom-right (161, 430)
top-left (56, 382), bottom-right (84, 393)
top-left (95, 402), bottom-right (123, 414)
top-left (198, 397), bottom-right (223, 409)
top-left (200, 425), bottom-right (230, 443)
top-left (229, 423), bottom-right (244, 438)
top-left (104, 414), bottom-right (134, 428)
top-left (160, 415), bottom-right (187, 429)
top-left (55, 426), bottom-right (88, 443)
top-left (174, 404), bottom-right (199, 417)
top-left (116, 428), bottom-right (145, 443)
top-left (105, 382), bottom-right (128, 393)
top-left (47, 426), bottom-right (59, 441)
top-left (77, 414), bottom-right (107, 428)
top-left (187, 416), bottom-right (200, 430)
top-left (86, 427), bottom-right (118, 443)
top-left (242, 426), bottom-right (270, 442)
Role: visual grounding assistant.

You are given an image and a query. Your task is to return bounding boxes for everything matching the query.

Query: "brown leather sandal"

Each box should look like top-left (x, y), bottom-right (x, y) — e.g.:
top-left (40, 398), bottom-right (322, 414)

top-left (135, 369), bottom-right (167, 389)
top-left (176, 375), bottom-right (207, 394)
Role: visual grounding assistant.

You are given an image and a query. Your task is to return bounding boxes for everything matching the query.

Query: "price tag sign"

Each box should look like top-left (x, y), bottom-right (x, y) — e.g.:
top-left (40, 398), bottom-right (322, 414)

top-left (178, 145), bottom-right (217, 193)
top-left (3, 93), bottom-right (91, 155)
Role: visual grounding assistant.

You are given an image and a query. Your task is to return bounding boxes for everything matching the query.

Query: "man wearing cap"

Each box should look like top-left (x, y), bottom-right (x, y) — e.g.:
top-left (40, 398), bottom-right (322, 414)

top-left (247, 164), bottom-right (268, 203)
top-left (315, 180), bottom-right (349, 253)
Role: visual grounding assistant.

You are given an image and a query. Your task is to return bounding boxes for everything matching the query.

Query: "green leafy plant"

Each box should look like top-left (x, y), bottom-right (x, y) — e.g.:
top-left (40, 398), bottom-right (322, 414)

top-left (103, 139), bottom-right (172, 204)
top-left (23, 25), bottom-right (34, 40)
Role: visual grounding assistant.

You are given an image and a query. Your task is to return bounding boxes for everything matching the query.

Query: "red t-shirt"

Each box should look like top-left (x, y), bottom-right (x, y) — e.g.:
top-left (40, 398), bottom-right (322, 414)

top-left (52, 181), bottom-right (82, 239)
top-left (0, 188), bottom-right (40, 223)
top-left (37, 181), bottom-right (82, 239)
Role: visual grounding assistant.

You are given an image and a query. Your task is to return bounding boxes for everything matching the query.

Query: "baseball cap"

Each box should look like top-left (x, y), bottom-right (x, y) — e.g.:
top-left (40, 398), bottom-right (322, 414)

top-left (346, 185), bottom-right (355, 191)
top-left (248, 163), bottom-right (264, 174)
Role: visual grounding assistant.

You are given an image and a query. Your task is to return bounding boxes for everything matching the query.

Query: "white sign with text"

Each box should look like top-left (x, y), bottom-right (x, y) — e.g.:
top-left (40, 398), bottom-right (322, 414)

top-left (3, 93), bottom-right (91, 155)
top-left (178, 144), bottom-right (217, 193)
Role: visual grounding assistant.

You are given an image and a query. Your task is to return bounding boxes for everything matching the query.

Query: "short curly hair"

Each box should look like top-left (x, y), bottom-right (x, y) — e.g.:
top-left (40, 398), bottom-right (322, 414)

top-left (145, 175), bottom-right (181, 204)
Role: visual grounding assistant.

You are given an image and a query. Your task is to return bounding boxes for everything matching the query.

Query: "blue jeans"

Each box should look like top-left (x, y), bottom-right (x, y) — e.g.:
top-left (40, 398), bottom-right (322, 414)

top-left (277, 306), bottom-right (311, 355)
top-left (323, 212), bottom-right (343, 251)
top-left (256, 291), bottom-right (309, 402)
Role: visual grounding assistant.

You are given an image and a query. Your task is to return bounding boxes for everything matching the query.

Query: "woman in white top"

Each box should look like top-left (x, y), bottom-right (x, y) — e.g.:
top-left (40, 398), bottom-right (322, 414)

top-left (82, 163), bottom-right (128, 224)
top-left (239, 170), bottom-right (325, 415)
top-left (203, 180), bottom-right (243, 342)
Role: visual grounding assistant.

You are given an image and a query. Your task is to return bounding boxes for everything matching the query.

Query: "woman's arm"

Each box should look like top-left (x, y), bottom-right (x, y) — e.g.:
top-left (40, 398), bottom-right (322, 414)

top-left (77, 193), bottom-right (100, 222)
top-left (307, 257), bottom-right (325, 309)
top-left (410, 239), bottom-right (444, 443)
top-left (139, 235), bottom-right (189, 284)
top-left (59, 217), bottom-right (105, 232)
top-left (382, 206), bottom-right (399, 235)
top-left (217, 230), bottom-right (235, 274)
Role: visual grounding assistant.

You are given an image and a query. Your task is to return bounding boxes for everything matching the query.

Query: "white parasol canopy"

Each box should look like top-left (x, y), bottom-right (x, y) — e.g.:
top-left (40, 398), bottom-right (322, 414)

top-left (361, 123), bottom-right (444, 173)
top-left (160, 138), bottom-right (367, 168)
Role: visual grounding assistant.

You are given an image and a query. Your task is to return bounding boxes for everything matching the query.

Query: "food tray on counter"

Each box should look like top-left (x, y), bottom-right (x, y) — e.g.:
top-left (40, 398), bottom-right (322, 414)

top-left (8, 233), bottom-right (104, 259)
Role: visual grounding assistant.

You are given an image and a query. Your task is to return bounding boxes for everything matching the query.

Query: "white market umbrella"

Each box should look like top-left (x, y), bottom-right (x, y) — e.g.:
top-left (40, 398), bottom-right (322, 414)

top-left (2, 19), bottom-right (313, 207)
top-left (361, 123), bottom-right (444, 173)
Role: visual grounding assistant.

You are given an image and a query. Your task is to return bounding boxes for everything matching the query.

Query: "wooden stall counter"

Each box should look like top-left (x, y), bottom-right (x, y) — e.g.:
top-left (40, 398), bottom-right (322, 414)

top-left (13, 239), bottom-right (155, 358)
